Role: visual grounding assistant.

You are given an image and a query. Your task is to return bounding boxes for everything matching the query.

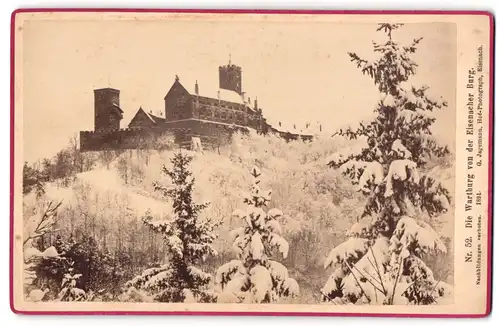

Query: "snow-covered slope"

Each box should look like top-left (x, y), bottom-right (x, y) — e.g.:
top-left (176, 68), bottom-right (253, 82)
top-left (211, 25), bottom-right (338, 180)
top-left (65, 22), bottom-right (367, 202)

top-left (45, 167), bottom-right (171, 217)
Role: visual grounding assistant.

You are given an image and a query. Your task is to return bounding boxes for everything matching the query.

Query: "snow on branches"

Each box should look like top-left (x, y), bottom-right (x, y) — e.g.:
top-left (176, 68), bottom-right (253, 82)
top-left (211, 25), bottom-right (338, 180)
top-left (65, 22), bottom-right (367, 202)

top-left (384, 159), bottom-right (419, 197)
top-left (123, 152), bottom-right (220, 303)
top-left (57, 265), bottom-right (87, 302)
top-left (390, 217), bottom-right (447, 258)
top-left (324, 238), bottom-right (370, 269)
top-left (322, 231), bottom-right (447, 305)
top-left (323, 23), bottom-right (452, 305)
top-left (216, 166), bottom-right (299, 303)
top-left (24, 201), bottom-right (62, 248)
top-left (23, 201), bottom-right (63, 300)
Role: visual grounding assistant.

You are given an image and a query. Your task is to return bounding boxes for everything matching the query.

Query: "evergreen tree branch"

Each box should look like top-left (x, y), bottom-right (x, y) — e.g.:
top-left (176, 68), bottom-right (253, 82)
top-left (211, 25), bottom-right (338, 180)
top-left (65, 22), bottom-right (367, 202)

top-left (345, 262), bottom-right (371, 303)
top-left (368, 248), bottom-right (387, 294)
top-left (389, 257), bottom-right (404, 304)
top-left (24, 201), bottom-right (62, 246)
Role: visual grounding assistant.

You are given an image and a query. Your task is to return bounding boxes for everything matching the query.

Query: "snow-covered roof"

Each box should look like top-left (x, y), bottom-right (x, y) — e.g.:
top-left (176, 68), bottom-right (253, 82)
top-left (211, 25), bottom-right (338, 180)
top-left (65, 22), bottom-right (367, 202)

top-left (130, 107), bottom-right (165, 126)
top-left (266, 118), bottom-right (327, 136)
top-left (111, 103), bottom-right (124, 114)
top-left (142, 109), bottom-right (156, 123)
top-left (143, 109), bottom-right (165, 123)
top-left (177, 77), bottom-right (255, 109)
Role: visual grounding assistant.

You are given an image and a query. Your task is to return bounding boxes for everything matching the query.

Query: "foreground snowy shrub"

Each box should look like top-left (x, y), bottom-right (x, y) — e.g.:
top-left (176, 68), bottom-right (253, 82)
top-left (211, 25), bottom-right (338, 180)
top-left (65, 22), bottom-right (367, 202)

top-left (57, 264), bottom-right (87, 302)
top-left (216, 167), bottom-right (299, 303)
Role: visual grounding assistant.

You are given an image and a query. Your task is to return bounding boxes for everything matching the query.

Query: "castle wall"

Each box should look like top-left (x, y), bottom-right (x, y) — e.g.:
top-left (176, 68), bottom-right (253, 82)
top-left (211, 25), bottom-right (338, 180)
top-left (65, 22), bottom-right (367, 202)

top-left (80, 127), bottom-right (188, 152)
top-left (163, 119), bottom-right (250, 149)
top-left (80, 118), bottom-right (250, 152)
top-left (80, 119), bottom-right (311, 153)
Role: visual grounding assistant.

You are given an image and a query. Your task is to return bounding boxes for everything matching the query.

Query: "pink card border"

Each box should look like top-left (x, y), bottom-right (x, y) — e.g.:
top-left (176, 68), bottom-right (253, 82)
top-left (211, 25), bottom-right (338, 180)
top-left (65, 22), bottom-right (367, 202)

top-left (9, 8), bottom-right (495, 318)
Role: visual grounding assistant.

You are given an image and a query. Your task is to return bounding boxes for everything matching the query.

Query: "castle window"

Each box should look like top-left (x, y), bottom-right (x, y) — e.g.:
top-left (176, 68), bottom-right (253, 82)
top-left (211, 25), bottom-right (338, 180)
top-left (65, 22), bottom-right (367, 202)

top-left (236, 112), bottom-right (244, 124)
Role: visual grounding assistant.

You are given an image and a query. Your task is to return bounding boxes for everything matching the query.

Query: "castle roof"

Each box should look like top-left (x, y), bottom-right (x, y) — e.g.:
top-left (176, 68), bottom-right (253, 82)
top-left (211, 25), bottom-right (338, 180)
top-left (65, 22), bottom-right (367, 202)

top-left (265, 117), bottom-right (328, 137)
top-left (143, 109), bottom-right (165, 124)
top-left (111, 103), bottom-right (124, 114)
top-left (129, 107), bottom-right (165, 127)
top-left (177, 77), bottom-right (256, 112)
top-left (94, 87), bottom-right (120, 93)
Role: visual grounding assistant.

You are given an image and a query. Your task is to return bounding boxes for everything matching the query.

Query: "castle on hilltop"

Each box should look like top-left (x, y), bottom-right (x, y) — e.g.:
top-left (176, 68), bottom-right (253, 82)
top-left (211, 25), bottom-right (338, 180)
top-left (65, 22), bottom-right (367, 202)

top-left (80, 59), bottom-right (316, 152)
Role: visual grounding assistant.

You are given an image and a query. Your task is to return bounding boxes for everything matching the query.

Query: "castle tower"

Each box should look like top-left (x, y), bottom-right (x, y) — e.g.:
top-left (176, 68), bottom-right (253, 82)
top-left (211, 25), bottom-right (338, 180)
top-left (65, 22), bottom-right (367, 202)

top-left (219, 55), bottom-right (242, 95)
top-left (94, 88), bottom-right (123, 131)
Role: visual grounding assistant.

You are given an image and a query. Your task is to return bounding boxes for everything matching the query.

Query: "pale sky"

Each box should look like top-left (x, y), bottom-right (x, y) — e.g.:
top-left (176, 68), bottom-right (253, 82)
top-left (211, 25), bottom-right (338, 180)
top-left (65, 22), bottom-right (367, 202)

top-left (21, 18), bottom-right (456, 163)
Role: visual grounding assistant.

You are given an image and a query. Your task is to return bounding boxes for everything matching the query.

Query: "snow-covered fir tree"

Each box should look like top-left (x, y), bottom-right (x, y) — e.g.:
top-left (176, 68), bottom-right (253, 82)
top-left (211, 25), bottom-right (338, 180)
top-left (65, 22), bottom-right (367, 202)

top-left (123, 152), bottom-right (220, 303)
top-left (323, 23), bottom-right (452, 305)
top-left (216, 166), bottom-right (299, 303)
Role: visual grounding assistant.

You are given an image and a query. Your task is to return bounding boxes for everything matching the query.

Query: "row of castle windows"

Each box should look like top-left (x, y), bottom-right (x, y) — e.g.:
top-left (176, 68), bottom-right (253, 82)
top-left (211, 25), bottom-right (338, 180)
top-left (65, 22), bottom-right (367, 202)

top-left (197, 105), bottom-right (247, 125)
top-left (196, 98), bottom-right (248, 113)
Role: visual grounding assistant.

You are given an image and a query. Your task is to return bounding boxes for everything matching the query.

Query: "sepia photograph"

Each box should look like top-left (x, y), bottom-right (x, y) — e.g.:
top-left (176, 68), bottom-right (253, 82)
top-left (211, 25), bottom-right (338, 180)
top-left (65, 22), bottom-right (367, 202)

top-left (11, 11), bottom-right (492, 316)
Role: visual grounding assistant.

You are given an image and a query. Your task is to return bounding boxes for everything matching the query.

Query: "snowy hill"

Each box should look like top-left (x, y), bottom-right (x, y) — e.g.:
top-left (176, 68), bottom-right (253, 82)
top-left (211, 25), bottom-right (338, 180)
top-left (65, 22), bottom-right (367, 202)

top-left (30, 131), bottom-right (455, 304)
top-left (44, 167), bottom-right (172, 218)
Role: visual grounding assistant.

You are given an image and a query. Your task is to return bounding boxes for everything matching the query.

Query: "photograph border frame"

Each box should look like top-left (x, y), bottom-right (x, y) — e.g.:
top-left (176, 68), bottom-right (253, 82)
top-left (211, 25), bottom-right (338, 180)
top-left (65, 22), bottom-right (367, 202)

top-left (9, 8), bottom-right (495, 318)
